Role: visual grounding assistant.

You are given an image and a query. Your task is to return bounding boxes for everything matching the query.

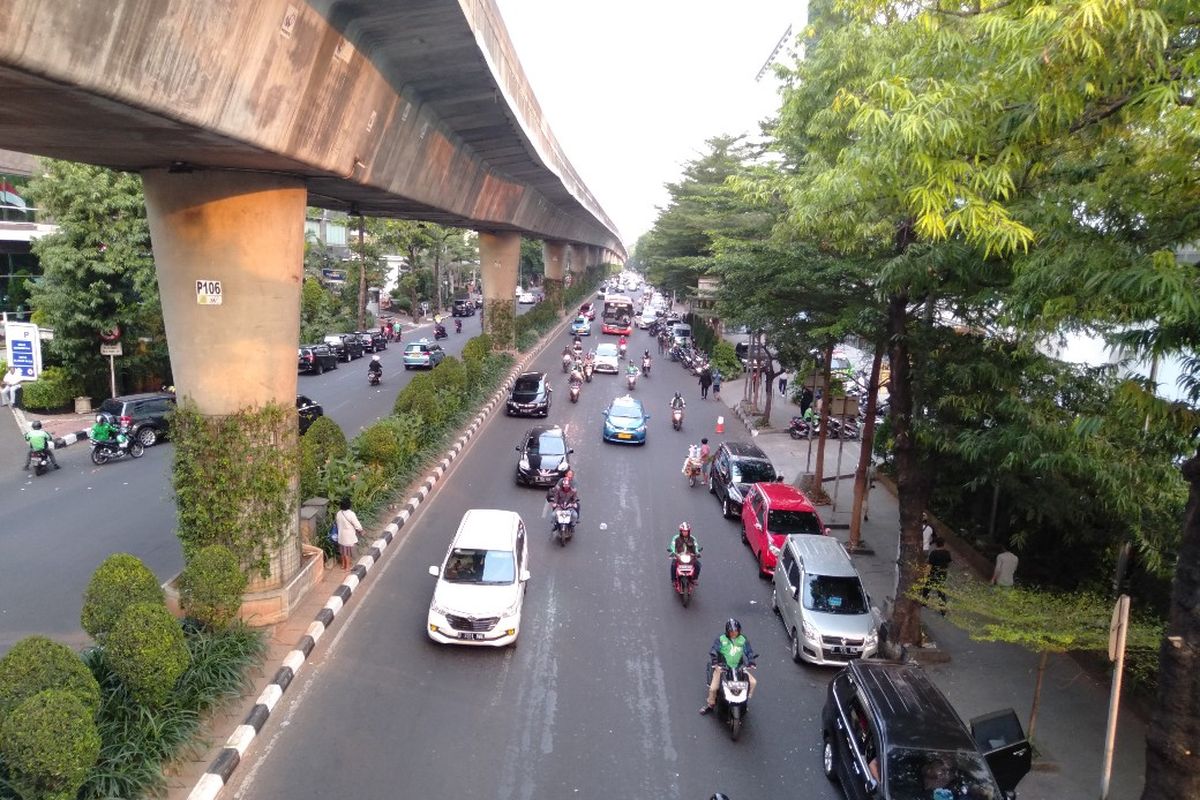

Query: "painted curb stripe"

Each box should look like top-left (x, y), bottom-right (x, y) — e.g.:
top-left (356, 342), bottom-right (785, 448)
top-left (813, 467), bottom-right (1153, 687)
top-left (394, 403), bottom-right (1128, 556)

top-left (187, 310), bottom-right (579, 799)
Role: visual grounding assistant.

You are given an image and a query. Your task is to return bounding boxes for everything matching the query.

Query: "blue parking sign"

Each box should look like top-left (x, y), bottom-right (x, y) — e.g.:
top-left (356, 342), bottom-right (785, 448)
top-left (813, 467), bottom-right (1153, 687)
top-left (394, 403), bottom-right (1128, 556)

top-left (4, 322), bottom-right (42, 379)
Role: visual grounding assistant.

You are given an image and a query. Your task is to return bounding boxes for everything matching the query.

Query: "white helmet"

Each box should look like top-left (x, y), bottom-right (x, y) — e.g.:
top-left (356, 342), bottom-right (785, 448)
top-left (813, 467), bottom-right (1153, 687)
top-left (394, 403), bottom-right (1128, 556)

top-left (372, 355), bottom-right (381, 362)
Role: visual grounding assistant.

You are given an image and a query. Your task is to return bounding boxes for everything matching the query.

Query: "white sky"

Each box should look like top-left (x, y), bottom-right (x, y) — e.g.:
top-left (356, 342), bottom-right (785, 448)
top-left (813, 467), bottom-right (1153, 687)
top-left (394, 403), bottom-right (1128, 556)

top-left (495, 0), bottom-right (803, 247)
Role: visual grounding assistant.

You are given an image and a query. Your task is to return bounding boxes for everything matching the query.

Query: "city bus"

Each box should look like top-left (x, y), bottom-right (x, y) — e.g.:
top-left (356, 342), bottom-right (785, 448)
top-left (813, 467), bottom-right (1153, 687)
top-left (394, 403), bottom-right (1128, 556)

top-left (601, 294), bottom-right (635, 335)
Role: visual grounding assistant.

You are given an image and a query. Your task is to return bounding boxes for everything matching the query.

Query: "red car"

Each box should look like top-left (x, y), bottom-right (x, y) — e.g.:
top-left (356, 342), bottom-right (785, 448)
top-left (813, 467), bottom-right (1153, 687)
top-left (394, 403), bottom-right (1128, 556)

top-left (580, 302), bottom-right (596, 321)
top-left (740, 482), bottom-right (830, 577)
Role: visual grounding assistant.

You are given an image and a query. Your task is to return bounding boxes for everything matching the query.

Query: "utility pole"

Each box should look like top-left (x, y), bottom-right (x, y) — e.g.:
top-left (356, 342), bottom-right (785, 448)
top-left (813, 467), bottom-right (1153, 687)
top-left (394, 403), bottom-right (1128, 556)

top-left (356, 212), bottom-right (367, 330)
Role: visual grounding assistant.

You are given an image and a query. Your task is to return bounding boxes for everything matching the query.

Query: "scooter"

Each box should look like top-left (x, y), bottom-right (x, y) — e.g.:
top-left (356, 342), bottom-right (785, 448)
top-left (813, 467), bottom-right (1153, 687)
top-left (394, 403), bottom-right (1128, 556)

top-left (551, 503), bottom-right (576, 547)
top-left (29, 449), bottom-right (53, 477)
top-left (618, 342), bottom-right (627, 359)
top-left (433, 324), bottom-right (448, 340)
top-left (672, 407), bottom-right (684, 431)
top-left (562, 353), bottom-right (573, 373)
top-left (90, 427), bottom-right (144, 466)
top-left (788, 416), bottom-right (814, 439)
top-left (368, 371), bottom-right (382, 386)
top-left (582, 362), bottom-right (594, 383)
top-left (641, 356), bottom-right (652, 377)
top-left (568, 381), bottom-right (581, 403)
top-left (626, 371), bottom-right (638, 391)
top-left (671, 550), bottom-right (700, 607)
top-left (708, 663), bottom-right (752, 741)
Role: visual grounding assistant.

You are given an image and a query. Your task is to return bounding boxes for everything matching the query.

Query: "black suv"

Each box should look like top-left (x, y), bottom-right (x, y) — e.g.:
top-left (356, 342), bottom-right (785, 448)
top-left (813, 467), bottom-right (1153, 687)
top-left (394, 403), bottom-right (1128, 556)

top-left (709, 441), bottom-right (778, 518)
top-left (299, 344), bottom-right (339, 375)
top-left (822, 660), bottom-right (1029, 800)
top-left (505, 372), bottom-right (552, 417)
top-left (98, 392), bottom-right (176, 447)
top-left (452, 297), bottom-right (476, 317)
top-left (297, 395), bottom-right (323, 435)
top-left (514, 425), bottom-right (573, 486)
top-left (324, 334), bottom-right (364, 362)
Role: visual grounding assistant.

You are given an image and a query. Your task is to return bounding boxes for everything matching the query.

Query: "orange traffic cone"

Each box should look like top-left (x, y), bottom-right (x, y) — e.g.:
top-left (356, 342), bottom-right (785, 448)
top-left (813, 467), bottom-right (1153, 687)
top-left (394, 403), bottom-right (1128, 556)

top-left (716, 416), bottom-right (725, 434)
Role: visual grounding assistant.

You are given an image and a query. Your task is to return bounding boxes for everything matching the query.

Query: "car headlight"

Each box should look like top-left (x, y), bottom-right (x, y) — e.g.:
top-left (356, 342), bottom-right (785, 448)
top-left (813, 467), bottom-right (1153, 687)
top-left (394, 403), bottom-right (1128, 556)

top-left (519, 457), bottom-right (530, 470)
top-left (801, 619), bottom-right (818, 641)
top-left (429, 601), bottom-right (453, 617)
top-left (501, 599), bottom-right (521, 618)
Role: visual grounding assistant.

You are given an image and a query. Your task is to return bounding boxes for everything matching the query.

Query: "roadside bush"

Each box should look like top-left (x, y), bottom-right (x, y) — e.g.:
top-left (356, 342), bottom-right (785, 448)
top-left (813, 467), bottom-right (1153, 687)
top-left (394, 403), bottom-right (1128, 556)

top-left (299, 415), bottom-right (348, 500)
top-left (354, 417), bottom-right (421, 471)
top-left (1, 689), bottom-right (101, 800)
top-left (105, 603), bottom-right (190, 707)
top-left (19, 366), bottom-right (83, 412)
top-left (461, 333), bottom-right (493, 363)
top-left (80, 554), bottom-right (164, 642)
top-left (177, 545), bottom-right (247, 631)
top-left (431, 355), bottom-right (468, 397)
top-left (318, 456), bottom-right (393, 518)
top-left (710, 340), bottom-right (742, 379)
top-left (516, 329), bottom-right (538, 351)
top-left (394, 372), bottom-right (451, 433)
top-left (0, 636), bottom-right (100, 729)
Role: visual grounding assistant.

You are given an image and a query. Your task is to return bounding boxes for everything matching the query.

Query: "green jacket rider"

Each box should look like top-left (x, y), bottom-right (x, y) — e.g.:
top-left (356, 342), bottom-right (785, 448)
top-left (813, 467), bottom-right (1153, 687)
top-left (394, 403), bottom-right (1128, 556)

top-left (669, 522), bottom-right (702, 581)
top-left (90, 415), bottom-right (117, 443)
top-left (24, 421), bottom-right (60, 470)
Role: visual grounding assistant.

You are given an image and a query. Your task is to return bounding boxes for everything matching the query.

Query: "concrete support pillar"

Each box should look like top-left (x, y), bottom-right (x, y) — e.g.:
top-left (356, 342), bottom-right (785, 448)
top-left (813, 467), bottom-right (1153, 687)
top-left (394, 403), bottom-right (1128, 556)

top-left (568, 243), bottom-right (587, 285)
top-left (479, 231), bottom-right (520, 349)
top-left (542, 240), bottom-right (566, 312)
top-left (142, 169), bottom-right (305, 595)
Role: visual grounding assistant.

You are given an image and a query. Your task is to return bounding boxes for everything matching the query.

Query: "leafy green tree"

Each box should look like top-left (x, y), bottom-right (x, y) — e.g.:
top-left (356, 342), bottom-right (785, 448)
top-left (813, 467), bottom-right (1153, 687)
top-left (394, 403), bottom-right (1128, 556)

top-left (26, 160), bottom-right (169, 396)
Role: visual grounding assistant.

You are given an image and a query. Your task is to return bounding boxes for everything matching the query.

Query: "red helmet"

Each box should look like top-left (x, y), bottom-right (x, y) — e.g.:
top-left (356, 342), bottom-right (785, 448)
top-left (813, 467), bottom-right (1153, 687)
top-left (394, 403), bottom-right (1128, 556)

top-left (678, 522), bottom-right (692, 536)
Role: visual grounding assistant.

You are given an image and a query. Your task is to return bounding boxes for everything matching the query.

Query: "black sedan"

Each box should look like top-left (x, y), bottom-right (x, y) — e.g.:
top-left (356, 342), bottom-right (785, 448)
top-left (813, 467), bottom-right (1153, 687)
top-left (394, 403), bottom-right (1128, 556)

top-left (505, 372), bottom-right (552, 417)
top-left (297, 395), bottom-right (323, 435)
top-left (514, 426), bottom-right (573, 487)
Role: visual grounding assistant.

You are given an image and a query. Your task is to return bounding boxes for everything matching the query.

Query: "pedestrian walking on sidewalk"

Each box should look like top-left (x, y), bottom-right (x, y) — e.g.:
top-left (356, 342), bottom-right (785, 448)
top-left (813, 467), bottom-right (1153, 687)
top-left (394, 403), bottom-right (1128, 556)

top-left (922, 537), bottom-right (952, 615)
top-left (699, 438), bottom-right (712, 483)
top-left (1, 366), bottom-right (22, 407)
top-left (991, 547), bottom-right (1019, 587)
top-left (711, 369), bottom-right (722, 401)
top-left (699, 366), bottom-right (712, 400)
top-left (334, 496), bottom-right (364, 571)
top-left (778, 374), bottom-right (788, 397)
top-left (921, 512), bottom-right (935, 553)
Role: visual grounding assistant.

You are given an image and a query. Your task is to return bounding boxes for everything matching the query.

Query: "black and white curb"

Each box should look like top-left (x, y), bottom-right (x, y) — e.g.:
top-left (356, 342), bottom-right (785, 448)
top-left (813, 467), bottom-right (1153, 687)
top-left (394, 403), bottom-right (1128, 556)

top-left (8, 405), bottom-right (89, 448)
top-left (187, 314), bottom-right (577, 800)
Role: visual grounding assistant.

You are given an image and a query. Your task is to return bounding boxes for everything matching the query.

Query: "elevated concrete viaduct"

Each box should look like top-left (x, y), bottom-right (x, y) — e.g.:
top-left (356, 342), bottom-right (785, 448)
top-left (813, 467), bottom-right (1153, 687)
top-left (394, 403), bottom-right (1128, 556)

top-left (0, 0), bottom-right (622, 613)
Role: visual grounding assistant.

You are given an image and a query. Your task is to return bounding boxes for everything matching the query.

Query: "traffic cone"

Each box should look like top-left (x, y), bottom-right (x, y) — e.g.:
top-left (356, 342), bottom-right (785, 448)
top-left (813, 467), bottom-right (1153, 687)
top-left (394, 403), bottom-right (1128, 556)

top-left (716, 416), bottom-right (725, 434)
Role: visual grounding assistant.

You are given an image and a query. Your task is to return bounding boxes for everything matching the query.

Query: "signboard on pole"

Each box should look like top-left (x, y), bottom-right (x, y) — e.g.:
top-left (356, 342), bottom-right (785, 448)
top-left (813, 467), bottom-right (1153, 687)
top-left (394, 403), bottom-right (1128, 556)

top-left (3, 321), bottom-right (42, 380)
top-left (828, 397), bottom-right (860, 418)
top-left (100, 342), bottom-right (123, 356)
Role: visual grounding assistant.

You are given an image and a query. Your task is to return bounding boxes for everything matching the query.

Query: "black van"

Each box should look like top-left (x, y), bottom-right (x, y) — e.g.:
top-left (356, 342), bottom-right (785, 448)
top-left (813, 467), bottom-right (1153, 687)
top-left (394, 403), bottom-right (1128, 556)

top-left (822, 660), bottom-right (1030, 800)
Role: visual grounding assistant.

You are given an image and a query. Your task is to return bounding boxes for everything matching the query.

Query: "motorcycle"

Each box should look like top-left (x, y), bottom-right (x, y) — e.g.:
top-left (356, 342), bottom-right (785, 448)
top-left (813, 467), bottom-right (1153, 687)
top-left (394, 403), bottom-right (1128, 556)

top-left (368, 371), bottom-right (382, 386)
top-left (90, 428), bottom-right (144, 466)
top-left (672, 407), bottom-right (684, 431)
top-left (433, 324), bottom-right (448, 340)
top-left (788, 416), bottom-right (814, 439)
top-left (641, 356), bottom-right (652, 377)
top-left (618, 342), bottom-right (627, 358)
top-left (626, 371), bottom-right (638, 391)
top-left (454, 318), bottom-right (462, 334)
top-left (29, 449), bottom-right (52, 477)
top-left (582, 362), bottom-right (594, 383)
top-left (551, 503), bottom-right (576, 547)
top-left (672, 550), bottom-right (700, 607)
top-left (568, 381), bottom-right (581, 403)
top-left (682, 456), bottom-right (703, 487)
top-left (562, 353), bottom-right (573, 373)
top-left (708, 663), bottom-right (752, 741)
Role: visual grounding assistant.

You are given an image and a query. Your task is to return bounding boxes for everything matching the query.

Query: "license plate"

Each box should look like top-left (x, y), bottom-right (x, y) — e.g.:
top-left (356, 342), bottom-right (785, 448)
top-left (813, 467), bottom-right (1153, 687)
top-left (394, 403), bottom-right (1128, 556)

top-left (458, 632), bottom-right (486, 641)
top-left (617, 433), bottom-right (632, 439)
top-left (677, 566), bottom-right (694, 575)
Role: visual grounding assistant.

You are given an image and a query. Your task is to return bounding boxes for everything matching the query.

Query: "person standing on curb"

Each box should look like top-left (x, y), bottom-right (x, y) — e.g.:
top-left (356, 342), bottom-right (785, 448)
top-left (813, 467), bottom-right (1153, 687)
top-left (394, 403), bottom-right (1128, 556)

top-left (922, 536), bottom-right (952, 615)
top-left (334, 496), bottom-right (363, 571)
top-left (699, 366), bottom-right (713, 400)
top-left (991, 546), bottom-right (1019, 587)
top-left (1, 366), bottom-right (21, 407)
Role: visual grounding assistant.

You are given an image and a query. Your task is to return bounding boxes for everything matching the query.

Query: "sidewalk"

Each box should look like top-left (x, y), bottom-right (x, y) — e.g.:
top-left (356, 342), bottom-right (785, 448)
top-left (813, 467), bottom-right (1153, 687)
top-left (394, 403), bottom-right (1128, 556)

top-left (718, 377), bottom-right (1147, 800)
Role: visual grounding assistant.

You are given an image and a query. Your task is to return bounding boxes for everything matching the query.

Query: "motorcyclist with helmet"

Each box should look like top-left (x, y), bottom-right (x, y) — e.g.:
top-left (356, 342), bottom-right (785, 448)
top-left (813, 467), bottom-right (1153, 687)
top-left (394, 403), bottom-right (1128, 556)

top-left (90, 413), bottom-right (117, 447)
top-left (700, 618), bottom-right (757, 715)
top-left (23, 420), bottom-right (60, 470)
top-left (641, 350), bottom-right (652, 375)
top-left (545, 473), bottom-right (580, 529)
top-left (669, 521), bottom-right (702, 584)
top-left (367, 354), bottom-right (383, 381)
top-left (670, 392), bottom-right (686, 411)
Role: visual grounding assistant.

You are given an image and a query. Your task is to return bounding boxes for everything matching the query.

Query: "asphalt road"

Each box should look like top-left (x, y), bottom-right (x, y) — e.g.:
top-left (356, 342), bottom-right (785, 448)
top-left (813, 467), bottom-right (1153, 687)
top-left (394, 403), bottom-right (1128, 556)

top-left (0, 312), bottom-right (503, 654)
top-left (225, 323), bottom-right (844, 800)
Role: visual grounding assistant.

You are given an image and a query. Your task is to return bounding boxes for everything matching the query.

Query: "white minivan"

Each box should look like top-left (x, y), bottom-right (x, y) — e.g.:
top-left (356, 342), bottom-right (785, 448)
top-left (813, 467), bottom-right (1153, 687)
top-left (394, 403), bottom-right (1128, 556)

top-left (771, 534), bottom-right (880, 666)
top-left (427, 509), bottom-right (530, 647)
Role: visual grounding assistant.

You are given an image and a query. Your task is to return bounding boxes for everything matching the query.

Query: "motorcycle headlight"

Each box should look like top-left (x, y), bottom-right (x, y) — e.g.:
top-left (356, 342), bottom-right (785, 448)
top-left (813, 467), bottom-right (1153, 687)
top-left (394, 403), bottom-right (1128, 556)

top-left (519, 457), bottom-right (530, 470)
top-left (801, 619), bottom-right (819, 641)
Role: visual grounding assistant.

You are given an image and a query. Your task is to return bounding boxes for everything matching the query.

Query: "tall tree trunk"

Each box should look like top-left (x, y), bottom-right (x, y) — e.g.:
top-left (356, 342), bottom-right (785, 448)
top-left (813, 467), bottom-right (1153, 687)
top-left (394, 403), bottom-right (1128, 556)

top-left (813, 343), bottom-right (835, 491)
top-left (849, 342), bottom-right (884, 549)
top-left (1141, 449), bottom-right (1200, 798)
top-left (887, 292), bottom-right (931, 645)
top-left (356, 215), bottom-right (367, 331)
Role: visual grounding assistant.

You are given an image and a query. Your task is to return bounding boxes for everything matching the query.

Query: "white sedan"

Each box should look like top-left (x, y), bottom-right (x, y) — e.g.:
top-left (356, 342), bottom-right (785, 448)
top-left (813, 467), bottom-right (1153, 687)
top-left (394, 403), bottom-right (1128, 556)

top-left (593, 342), bottom-right (621, 373)
top-left (518, 292), bottom-right (536, 304)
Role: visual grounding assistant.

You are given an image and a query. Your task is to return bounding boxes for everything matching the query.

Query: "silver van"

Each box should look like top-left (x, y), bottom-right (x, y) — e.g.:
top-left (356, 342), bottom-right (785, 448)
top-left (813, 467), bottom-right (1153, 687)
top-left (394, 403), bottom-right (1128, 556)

top-left (771, 534), bottom-right (880, 666)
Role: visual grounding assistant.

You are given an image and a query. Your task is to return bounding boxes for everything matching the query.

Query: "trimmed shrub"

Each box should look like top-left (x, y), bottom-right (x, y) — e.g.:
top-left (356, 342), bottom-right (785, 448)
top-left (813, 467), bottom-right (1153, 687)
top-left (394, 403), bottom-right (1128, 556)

top-left (431, 355), bottom-right (468, 397)
top-left (1, 689), bottom-right (101, 800)
top-left (0, 636), bottom-right (100, 729)
top-left (106, 603), bottom-right (190, 707)
top-left (394, 373), bottom-right (450, 433)
top-left (19, 366), bottom-right (83, 412)
top-left (710, 340), bottom-right (742, 379)
top-left (299, 415), bottom-right (348, 500)
top-left (354, 417), bottom-right (421, 471)
top-left (80, 553), bottom-right (165, 642)
top-left (461, 333), bottom-right (493, 363)
top-left (516, 329), bottom-right (538, 351)
top-left (177, 545), bottom-right (247, 631)
top-left (318, 457), bottom-right (393, 518)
